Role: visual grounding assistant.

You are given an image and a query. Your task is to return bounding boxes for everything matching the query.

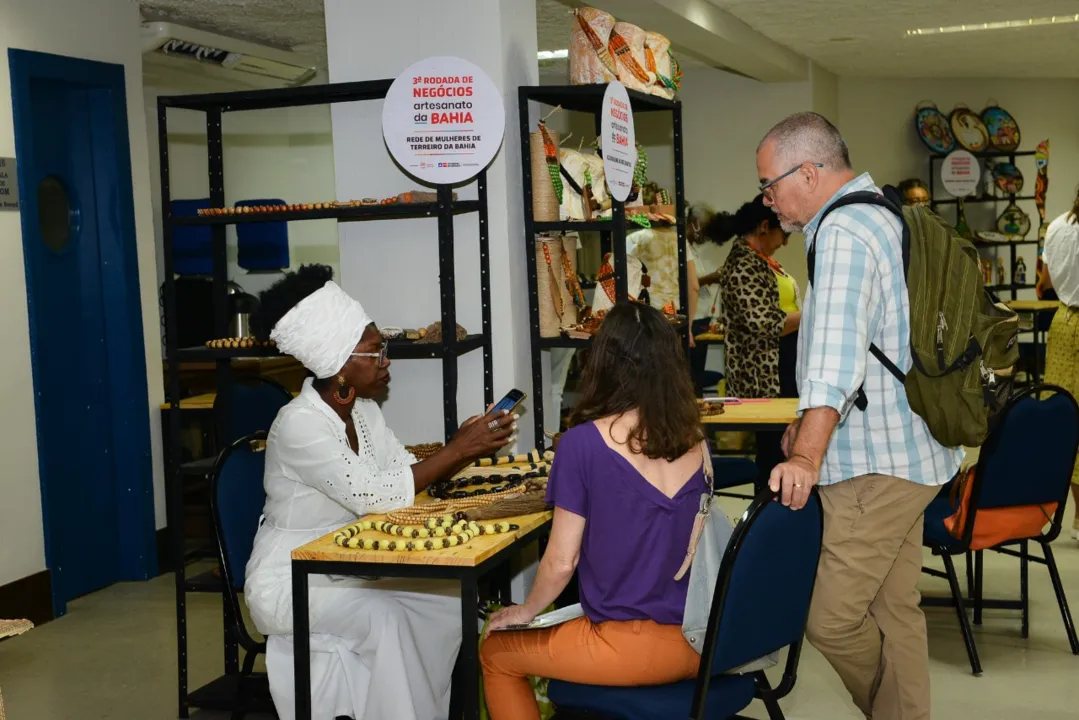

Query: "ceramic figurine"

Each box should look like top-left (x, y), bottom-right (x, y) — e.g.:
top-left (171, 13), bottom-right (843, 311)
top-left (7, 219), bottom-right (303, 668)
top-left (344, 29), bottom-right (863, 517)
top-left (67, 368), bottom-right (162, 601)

top-left (982, 258), bottom-right (993, 285)
top-left (956, 198), bottom-right (972, 239)
top-left (1015, 257), bottom-right (1027, 286)
top-left (996, 257), bottom-right (1006, 286)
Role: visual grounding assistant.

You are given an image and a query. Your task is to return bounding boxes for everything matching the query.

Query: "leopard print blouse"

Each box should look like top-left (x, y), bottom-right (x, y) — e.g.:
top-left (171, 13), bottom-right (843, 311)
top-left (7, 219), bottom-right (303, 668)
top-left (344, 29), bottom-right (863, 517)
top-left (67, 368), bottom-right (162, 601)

top-left (718, 239), bottom-right (788, 398)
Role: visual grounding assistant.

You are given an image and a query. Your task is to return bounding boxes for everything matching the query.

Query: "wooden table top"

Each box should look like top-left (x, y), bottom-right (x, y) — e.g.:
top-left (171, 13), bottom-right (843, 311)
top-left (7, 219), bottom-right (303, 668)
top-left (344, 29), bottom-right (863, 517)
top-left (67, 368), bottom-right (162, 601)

top-left (701, 398), bottom-right (799, 426)
top-left (1006, 300), bottom-right (1060, 312)
top-left (292, 507), bottom-right (553, 567)
top-left (161, 390), bottom-right (300, 411)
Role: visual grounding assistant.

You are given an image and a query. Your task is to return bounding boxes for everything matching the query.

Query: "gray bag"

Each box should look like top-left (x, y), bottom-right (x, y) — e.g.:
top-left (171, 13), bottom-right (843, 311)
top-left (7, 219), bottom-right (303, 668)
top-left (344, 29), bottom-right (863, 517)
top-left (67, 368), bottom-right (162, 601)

top-left (676, 442), bottom-right (778, 673)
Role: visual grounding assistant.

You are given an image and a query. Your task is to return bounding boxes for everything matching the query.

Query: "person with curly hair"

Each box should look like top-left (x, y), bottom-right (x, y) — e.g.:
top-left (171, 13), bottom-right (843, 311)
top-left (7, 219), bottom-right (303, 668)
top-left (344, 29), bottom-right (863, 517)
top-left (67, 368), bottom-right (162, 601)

top-left (707, 194), bottom-right (800, 488)
top-left (244, 264), bottom-right (515, 720)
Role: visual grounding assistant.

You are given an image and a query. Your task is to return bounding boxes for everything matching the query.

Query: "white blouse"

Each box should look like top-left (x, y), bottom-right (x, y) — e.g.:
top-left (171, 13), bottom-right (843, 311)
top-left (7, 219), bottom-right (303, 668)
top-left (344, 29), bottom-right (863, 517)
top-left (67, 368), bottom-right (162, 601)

top-left (245, 377), bottom-right (416, 635)
top-left (1044, 213), bottom-right (1079, 309)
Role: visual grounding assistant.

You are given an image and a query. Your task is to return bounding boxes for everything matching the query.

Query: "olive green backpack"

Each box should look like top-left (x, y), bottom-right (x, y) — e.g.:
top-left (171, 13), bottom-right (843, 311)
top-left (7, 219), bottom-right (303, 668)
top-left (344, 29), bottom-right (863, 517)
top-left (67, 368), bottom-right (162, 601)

top-left (808, 190), bottom-right (1019, 448)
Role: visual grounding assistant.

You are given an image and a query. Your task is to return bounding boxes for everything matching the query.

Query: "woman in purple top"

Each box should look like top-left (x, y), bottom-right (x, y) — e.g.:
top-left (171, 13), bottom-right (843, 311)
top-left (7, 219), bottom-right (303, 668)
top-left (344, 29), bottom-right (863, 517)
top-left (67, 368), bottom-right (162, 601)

top-left (480, 301), bottom-right (708, 720)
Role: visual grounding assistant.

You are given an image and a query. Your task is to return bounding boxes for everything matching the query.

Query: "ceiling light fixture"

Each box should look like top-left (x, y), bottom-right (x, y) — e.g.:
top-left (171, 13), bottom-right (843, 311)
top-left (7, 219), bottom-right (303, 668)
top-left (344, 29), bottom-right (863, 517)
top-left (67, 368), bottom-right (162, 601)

top-left (537, 49), bottom-right (569, 60)
top-left (906, 14), bottom-right (1079, 36)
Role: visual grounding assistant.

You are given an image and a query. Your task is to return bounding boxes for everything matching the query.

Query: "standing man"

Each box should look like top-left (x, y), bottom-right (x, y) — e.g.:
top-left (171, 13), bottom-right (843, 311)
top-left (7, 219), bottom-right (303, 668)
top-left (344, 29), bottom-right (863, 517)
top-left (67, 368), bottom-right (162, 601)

top-left (756, 112), bottom-right (961, 720)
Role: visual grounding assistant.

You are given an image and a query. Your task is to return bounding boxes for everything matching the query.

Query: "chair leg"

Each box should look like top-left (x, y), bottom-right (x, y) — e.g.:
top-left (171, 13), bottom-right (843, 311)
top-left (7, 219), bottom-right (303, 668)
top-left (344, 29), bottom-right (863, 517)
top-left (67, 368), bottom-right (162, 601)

top-left (755, 671), bottom-right (785, 720)
top-left (973, 550), bottom-right (984, 626)
top-left (1020, 540), bottom-right (1030, 639)
top-left (965, 550), bottom-right (975, 601)
top-left (941, 553), bottom-right (983, 675)
top-left (1042, 542), bottom-right (1079, 654)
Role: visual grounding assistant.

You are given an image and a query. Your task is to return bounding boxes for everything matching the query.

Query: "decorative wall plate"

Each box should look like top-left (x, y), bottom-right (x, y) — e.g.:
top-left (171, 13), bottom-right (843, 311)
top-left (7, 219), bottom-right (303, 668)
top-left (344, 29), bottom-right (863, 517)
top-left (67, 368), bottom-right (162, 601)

top-left (996, 202), bottom-right (1031, 237)
top-left (914, 102), bottom-right (955, 154)
top-left (992, 162), bottom-right (1024, 194)
top-left (981, 104), bottom-right (1021, 152)
top-left (975, 231), bottom-right (1010, 244)
top-left (950, 105), bottom-right (990, 153)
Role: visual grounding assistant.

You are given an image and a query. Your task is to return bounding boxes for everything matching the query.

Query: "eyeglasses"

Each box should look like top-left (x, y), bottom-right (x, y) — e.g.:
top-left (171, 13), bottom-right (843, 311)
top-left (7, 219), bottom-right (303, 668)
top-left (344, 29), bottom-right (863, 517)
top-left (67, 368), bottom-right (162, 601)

top-left (759, 162), bottom-right (824, 199)
top-left (351, 343), bottom-right (388, 367)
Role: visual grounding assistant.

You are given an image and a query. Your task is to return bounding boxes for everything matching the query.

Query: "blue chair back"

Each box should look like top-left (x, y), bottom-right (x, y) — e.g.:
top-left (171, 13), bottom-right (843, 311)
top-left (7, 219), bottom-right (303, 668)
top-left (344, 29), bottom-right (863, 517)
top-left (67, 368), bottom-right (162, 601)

top-left (695, 488), bottom-right (823, 703)
top-left (974, 385), bottom-right (1079, 511)
top-left (214, 378), bottom-right (293, 446)
top-left (211, 432), bottom-right (268, 593)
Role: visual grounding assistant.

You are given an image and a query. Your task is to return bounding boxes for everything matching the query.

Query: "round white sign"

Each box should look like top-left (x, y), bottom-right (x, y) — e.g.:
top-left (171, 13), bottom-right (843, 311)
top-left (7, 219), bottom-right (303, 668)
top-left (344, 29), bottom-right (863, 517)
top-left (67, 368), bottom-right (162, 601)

top-left (382, 56), bottom-right (505, 185)
top-left (940, 149), bottom-right (980, 198)
top-left (600, 81), bottom-right (637, 203)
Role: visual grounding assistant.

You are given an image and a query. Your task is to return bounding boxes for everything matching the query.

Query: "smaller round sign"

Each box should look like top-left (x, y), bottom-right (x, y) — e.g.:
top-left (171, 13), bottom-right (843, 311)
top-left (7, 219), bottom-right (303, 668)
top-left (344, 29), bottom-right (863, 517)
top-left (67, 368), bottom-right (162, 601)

top-left (600, 81), bottom-right (637, 203)
top-left (382, 56), bottom-right (505, 185)
top-left (940, 149), bottom-right (980, 198)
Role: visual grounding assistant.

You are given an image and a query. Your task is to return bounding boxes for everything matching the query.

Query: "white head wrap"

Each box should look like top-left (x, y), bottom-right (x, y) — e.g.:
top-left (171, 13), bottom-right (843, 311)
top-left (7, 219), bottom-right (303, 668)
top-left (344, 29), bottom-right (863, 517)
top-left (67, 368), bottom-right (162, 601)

top-left (270, 281), bottom-right (372, 379)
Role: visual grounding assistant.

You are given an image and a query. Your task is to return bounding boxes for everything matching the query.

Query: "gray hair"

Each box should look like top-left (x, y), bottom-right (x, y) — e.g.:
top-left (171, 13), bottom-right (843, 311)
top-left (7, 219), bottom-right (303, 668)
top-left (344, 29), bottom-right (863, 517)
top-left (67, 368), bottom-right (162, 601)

top-left (759, 112), bottom-right (851, 171)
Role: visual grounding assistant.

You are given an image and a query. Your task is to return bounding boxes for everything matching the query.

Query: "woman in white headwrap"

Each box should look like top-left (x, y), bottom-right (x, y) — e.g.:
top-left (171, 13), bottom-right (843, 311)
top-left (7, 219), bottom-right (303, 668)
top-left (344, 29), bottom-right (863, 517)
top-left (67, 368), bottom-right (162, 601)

top-left (244, 265), bottom-right (516, 720)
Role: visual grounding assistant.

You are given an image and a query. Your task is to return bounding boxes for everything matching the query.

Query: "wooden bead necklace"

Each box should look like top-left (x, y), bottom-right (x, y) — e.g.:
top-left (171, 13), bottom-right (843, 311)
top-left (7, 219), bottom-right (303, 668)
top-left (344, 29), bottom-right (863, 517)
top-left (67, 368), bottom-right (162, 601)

top-left (333, 516), bottom-right (519, 552)
top-left (428, 467), bottom-right (548, 500)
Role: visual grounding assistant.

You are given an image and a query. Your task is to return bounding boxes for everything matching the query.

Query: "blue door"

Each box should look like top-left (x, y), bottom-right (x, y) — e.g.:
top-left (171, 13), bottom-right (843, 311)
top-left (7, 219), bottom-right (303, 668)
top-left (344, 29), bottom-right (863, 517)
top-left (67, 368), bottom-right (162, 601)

top-left (9, 50), bottom-right (156, 616)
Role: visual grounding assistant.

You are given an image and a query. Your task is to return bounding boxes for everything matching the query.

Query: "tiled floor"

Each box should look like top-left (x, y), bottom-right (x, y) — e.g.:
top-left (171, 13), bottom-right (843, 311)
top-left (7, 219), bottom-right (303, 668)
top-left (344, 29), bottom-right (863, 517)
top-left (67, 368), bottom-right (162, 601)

top-left (2, 515), bottom-right (1078, 719)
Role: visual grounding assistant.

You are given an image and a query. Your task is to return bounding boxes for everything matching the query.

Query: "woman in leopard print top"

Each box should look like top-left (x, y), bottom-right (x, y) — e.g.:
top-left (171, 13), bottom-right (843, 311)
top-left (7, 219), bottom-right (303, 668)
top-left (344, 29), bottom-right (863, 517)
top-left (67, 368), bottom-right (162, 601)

top-left (705, 194), bottom-right (801, 486)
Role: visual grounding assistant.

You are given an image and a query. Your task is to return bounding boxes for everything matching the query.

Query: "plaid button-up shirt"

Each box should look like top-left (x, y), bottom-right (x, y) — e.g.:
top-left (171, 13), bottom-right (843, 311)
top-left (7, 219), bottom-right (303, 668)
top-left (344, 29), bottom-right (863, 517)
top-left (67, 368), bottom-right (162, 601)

top-left (798, 173), bottom-right (963, 486)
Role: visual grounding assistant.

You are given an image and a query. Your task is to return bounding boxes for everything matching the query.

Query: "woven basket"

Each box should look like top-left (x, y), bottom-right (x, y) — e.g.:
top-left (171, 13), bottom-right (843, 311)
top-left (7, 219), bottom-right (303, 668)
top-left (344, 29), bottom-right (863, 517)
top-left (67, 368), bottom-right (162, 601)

top-left (530, 129), bottom-right (560, 222)
top-left (537, 236), bottom-right (578, 337)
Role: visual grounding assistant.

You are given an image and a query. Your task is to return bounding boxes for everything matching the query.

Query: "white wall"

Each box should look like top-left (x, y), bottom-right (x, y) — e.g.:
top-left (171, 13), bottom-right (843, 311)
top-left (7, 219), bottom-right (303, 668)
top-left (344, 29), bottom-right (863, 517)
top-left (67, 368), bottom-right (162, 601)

top-left (840, 77), bottom-right (1079, 296)
top-left (677, 63), bottom-right (814, 288)
top-left (0, 0), bottom-right (164, 584)
top-left (325, 0), bottom-right (539, 447)
top-left (145, 89), bottom-right (340, 317)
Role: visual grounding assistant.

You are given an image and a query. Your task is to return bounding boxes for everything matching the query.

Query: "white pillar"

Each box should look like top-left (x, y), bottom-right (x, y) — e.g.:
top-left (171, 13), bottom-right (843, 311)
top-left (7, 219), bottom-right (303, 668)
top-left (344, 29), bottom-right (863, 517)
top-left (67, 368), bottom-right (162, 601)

top-left (325, 0), bottom-right (540, 599)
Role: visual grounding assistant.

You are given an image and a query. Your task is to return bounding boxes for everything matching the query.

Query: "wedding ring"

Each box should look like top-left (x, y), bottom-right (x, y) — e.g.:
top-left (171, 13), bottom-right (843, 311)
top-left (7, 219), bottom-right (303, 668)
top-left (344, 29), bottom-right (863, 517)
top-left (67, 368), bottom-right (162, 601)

top-left (487, 419), bottom-right (500, 431)
top-left (794, 482), bottom-right (803, 488)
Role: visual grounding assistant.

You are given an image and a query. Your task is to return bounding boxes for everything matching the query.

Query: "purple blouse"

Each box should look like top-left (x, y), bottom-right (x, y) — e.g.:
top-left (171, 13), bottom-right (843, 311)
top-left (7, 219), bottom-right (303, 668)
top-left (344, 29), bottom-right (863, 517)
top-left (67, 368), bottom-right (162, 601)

top-left (546, 422), bottom-right (707, 625)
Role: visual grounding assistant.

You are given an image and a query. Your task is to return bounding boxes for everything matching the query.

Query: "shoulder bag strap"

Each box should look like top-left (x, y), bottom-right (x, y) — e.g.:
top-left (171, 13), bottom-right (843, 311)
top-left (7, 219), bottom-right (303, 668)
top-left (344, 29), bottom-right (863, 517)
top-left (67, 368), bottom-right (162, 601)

top-left (674, 439), bottom-right (714, 581)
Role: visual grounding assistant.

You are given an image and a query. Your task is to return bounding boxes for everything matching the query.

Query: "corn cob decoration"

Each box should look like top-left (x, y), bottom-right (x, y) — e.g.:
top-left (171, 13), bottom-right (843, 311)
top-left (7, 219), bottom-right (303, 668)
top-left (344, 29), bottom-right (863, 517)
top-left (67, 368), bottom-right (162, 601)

top-left (575, 10), bottom-right (617, 76)
top-left (608, 30), bottom-right (652, 85)
top-left (333, 517), bottom-right (519, 552)
top-left (540, 122), bottom-right (564, 205)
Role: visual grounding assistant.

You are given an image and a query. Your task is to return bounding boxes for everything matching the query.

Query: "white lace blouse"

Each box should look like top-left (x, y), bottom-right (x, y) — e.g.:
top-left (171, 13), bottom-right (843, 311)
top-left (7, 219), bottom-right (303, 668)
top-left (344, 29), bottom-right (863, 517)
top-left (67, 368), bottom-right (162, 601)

top-left (245, 377), bottom-right (417, 635)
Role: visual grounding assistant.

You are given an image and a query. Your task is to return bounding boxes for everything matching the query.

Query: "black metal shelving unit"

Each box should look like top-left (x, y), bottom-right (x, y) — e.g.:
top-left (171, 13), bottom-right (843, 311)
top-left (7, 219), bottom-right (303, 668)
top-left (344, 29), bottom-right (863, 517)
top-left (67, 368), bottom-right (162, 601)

top-left (158, 79), bottom-right (493, 717)
top-left (517, 84), bottom-right (687, 450)
top-left (929, 149), bottom-right (1038, 302)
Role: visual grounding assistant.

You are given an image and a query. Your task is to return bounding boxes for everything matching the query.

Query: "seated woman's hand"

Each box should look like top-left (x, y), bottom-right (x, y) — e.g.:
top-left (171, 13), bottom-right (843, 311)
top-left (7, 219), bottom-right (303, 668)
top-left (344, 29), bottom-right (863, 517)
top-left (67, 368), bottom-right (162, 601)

top-left (451, 409), bottom-right (516, 461)
top-left (484, 604), bottom-right (537, 638)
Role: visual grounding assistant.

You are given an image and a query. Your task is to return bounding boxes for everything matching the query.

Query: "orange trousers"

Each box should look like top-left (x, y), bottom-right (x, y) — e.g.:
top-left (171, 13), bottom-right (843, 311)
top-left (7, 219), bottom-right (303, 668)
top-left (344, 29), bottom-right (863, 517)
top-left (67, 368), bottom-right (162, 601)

top-left (480, 615), bottom-right (700, 720)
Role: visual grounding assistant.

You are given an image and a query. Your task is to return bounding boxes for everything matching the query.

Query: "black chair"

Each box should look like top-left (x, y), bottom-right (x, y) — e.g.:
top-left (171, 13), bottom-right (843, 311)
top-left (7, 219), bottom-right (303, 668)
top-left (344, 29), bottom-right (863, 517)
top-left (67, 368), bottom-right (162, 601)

top-left (548, 487), bottom-right (824, 720)
top-left (210, 431), bottom-right (271, 720)
top-left (921, 384), bottom-right (1079, 675)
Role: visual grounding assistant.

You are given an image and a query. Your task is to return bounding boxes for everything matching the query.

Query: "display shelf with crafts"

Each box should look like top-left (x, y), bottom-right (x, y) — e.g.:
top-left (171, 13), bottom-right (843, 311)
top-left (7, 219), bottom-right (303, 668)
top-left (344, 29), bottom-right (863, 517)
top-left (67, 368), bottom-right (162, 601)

top-left (156, 79), bottom-right (495, 718)
top-left (517, 13), bottom-right (690, 451)
top-left (916, 102), bottom-right (1048, 303)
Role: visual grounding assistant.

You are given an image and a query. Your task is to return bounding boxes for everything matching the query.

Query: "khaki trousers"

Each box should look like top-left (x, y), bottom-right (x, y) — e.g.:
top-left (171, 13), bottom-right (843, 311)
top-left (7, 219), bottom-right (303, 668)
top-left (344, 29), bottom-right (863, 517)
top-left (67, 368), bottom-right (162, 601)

top-left (807, 474), bottom-right (941, 720)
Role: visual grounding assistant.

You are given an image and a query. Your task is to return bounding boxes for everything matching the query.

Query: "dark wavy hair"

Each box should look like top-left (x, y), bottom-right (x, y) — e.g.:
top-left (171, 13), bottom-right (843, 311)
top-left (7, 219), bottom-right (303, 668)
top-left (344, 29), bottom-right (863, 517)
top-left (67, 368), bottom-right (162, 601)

top-left (569, 302), bottom-right (702, 460)
top-left (253, 263), bottom-right (335, 341)
top-left (702, 193), bottom-right (781, 245)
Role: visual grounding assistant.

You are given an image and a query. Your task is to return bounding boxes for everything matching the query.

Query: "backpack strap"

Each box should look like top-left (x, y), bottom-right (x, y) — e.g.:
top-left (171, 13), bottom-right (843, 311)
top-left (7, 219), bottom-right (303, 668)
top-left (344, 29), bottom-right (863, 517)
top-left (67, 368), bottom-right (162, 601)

top-left (806, 190), bottom-right (909, 412)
